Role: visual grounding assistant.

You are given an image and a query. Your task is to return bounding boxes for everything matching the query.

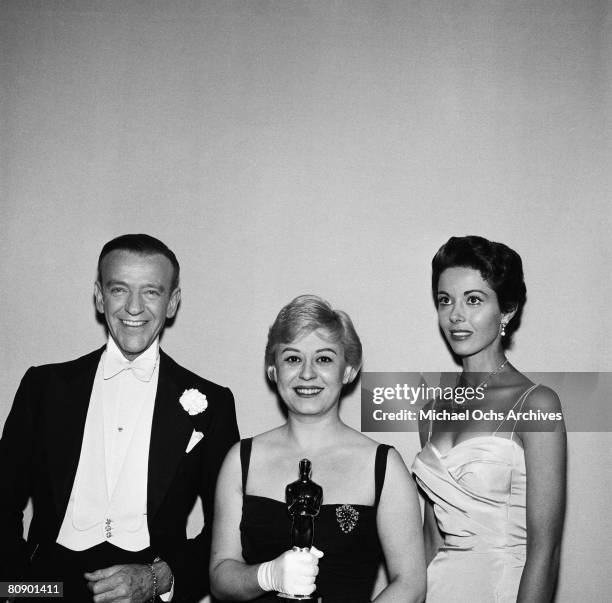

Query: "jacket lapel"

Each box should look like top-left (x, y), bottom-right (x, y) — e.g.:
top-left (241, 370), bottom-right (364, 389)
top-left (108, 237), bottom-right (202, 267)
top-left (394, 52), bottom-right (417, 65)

top-left (147, 351), bottom-right (194, 521)
top-left (47, 348), bottom-right (104, 517)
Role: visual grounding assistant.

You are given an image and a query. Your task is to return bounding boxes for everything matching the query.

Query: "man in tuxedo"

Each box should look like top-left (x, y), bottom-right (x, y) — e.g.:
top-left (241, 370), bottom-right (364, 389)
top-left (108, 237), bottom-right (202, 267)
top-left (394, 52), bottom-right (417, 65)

top-left (0, 234), bottom-right (239, 602)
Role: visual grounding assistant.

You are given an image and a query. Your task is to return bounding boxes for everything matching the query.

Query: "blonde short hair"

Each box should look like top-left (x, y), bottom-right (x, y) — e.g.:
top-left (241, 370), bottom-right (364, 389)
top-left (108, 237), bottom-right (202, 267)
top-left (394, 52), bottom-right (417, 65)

top-left (265, 295), bottom-right (362, 370)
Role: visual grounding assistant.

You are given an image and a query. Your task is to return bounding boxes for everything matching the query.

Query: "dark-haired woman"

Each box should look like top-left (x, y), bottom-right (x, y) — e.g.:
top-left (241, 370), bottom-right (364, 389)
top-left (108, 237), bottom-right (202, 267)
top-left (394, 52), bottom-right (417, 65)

top-left (412, 236), bottom-right (566, 602)
top-left (211, 295), bottom-right (426, 602)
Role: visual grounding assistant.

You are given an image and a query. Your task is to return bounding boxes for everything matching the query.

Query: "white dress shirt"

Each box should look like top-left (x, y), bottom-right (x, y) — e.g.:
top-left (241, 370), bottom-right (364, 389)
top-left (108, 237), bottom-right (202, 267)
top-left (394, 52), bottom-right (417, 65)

top-left (56, 339), bottom-right (174, 599)
top-left (57, 338), bottom-right (159, 550)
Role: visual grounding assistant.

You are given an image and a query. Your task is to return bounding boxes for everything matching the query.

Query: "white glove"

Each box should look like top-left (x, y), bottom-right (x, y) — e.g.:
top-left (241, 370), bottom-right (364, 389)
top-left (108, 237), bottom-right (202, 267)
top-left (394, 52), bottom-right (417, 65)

top-left (257, 546), bottom-right (324, 596)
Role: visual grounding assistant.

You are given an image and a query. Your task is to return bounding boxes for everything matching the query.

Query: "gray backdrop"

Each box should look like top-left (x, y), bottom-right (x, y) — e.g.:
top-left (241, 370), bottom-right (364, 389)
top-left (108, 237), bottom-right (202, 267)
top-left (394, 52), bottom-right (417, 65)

top-left (1, 1), bottom-right (610, 600)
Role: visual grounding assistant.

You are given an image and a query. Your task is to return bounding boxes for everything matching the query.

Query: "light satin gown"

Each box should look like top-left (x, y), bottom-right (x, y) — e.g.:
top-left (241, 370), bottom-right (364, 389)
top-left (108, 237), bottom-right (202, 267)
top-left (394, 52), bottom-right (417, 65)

top-left (412, 384), bottom-right (538, 602)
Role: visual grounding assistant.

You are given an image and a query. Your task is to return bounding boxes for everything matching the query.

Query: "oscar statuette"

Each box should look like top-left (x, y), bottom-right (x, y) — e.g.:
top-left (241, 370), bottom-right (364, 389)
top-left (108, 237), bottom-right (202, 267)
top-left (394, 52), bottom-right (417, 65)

top-left (277, 458), bottom-right (323, 601)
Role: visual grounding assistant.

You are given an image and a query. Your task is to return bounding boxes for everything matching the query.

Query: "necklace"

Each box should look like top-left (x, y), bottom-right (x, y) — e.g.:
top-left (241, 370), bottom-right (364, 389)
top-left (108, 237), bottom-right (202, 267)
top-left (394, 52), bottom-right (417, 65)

top-left (453, 358), bottom-right (509, 406)
top-left (473, 358), bottom-right (509, 389)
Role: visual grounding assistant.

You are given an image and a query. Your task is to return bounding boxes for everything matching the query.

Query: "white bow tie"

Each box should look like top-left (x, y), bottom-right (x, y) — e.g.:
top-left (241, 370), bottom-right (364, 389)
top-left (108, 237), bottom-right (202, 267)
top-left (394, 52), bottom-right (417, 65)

top-left (103, 353), bottom-right (157, 382)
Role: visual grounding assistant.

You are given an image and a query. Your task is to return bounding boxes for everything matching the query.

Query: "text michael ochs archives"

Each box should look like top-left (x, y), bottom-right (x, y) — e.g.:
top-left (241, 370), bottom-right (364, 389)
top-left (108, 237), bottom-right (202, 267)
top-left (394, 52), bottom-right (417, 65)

top-left (360, 373), bottom-right (568, 433)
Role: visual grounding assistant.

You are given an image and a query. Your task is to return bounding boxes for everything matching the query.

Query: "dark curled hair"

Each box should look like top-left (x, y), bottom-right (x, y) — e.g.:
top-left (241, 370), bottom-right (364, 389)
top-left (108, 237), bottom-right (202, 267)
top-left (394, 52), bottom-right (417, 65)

top-left (265, 295), bottom-right (362, 370)
top-left (431, 236), bottom-right (526, 342)
top-left (97, 234), bottom-right (180, 290)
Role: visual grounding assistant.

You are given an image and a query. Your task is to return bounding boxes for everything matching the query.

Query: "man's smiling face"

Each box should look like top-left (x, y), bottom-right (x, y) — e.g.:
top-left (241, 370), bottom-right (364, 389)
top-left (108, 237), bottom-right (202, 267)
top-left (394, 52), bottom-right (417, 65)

top-left (94, 250), bottom-right (180, 360)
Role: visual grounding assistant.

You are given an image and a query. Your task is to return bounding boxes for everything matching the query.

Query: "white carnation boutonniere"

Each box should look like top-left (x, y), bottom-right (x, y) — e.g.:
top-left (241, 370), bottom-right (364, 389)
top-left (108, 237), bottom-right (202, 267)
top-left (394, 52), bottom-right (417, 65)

top-left (179, 388), bottom-right (208, 416)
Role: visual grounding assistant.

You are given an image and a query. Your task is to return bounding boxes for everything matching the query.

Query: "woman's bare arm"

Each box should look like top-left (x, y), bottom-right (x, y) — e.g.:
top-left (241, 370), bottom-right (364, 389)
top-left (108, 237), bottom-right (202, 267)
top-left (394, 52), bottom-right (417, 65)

top-left (516, 387), bottom-right (566, 602)
top-left (373, 448), bottom-right (426, 602)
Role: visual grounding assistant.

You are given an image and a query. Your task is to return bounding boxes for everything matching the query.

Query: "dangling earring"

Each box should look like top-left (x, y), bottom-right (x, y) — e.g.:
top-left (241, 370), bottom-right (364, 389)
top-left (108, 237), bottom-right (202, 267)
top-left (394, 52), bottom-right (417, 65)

top-left (500, 321), bottom-right (507, 337)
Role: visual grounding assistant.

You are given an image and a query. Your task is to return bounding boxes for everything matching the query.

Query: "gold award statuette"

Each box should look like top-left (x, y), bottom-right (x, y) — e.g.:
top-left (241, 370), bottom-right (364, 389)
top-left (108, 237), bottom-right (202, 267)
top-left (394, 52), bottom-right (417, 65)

top-left (278, 458), bottom-right (323, 601)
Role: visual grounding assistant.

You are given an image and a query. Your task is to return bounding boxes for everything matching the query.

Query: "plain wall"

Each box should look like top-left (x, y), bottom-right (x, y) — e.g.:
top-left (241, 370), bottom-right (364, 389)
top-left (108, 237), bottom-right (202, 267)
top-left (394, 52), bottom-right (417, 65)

top-left (1, 1), bottom-right (610, 600)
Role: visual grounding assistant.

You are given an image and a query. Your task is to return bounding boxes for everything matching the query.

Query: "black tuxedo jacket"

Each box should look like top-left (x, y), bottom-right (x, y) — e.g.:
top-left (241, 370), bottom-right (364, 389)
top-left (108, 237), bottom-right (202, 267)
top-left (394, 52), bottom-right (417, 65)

top-left (0, 347), bottom-right (239, 602)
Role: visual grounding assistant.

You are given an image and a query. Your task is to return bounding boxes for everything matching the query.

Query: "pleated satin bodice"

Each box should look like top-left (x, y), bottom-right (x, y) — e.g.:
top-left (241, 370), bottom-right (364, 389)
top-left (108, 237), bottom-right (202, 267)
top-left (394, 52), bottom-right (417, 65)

top-left (414, 436), bottom-right (526, 553)
top-left (412, 435), bottom-right (528, 602)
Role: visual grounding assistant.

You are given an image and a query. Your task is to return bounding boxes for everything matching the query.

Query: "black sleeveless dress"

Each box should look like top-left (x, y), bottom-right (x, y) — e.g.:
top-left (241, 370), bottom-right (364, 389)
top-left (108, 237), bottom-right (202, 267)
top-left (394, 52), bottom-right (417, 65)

top-left (239, 438), bottom-right (391, 602)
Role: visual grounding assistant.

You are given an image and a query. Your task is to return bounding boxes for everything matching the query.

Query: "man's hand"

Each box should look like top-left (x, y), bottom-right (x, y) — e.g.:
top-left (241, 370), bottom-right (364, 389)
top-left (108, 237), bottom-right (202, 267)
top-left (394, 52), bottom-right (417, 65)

top-left (84, 563), bottom-right (154, 603)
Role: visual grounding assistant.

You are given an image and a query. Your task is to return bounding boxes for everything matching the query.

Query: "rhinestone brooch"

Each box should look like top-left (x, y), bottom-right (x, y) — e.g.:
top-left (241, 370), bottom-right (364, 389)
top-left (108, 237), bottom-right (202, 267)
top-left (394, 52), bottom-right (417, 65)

top-left (335, 504), bottom-right (359, 534)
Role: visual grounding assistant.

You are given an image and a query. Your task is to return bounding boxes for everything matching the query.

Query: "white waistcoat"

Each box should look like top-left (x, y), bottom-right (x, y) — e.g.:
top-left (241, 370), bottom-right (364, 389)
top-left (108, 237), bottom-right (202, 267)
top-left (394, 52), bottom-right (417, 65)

top-left (57, 349), bottom-right (158, 551)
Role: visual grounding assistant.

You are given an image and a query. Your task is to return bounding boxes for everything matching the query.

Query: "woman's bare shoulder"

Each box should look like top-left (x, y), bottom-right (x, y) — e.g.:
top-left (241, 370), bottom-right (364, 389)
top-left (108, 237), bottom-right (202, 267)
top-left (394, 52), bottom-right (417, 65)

top-left (337, 425), bottom-right (383, 451)
top-left (522, 384), bottom-right (562, 411)
top-left (250, 425), bottom-right (287, 442)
